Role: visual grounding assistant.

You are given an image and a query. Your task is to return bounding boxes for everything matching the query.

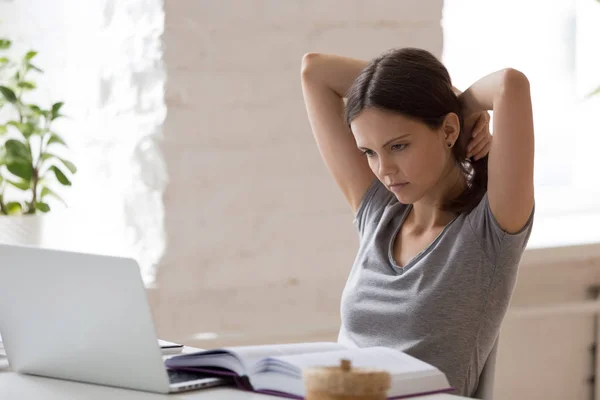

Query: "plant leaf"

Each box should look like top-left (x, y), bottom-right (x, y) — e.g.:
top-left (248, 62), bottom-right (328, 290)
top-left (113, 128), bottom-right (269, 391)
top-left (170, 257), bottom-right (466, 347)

top-left (0, 57), bottom-right (8, 64)
top-left (24, 122), bottom-right (37, 138)
top-left (51, 102), bottom-right (64, 120)
top-left (17, 81), bottom-right (36, 90)
top-left (6, 161), bottom-right (33, 181)
top-left (59, 158), bottom-right (76, 174)
top-left (50, 166), bottom-right (71, 186)
top-left (27, 64), bottom-right (43, 73)
top-left (26, 104), bottom-right (45, 121)
top-left (0, 125), bottom-right (7, 135)
top-left (39, 152), bottom-right (53, 168)
top-left (7, 121), bottom-right (36, 138)
top-left (0, 40), bottom-right (11, 50)
top-left (40, 186), bottom-right (67, 206)
top-left (587, 85), bottom-right (600, 99)
top-left (5, 139), bottom-right (31, 161)
top-left (0, 86), bottom-right (17, 103)
top-left (28, 104), bottom-right (42, 114)
top-left (7, 179), bottom-right (30, 190)
top-left (40, 153), bottom-right (77, 174)
top-left (6, 202), bottom-right (22, 215)
top-left (24, 51), bottom-right (37, 61)
top-left (46, 134), bottom-right (67, 148)
top-left (7, 121), bottom-right (25, 131)
top-left (35, 202), bottom-right (50, 213)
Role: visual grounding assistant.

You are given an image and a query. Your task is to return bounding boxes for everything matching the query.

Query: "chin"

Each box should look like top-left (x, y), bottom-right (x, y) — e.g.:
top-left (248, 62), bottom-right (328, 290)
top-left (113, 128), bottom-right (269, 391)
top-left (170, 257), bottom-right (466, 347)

top-left (391, 186), bottom-right (428, 205)
top-left (392, 192), bottom-right (417, 205)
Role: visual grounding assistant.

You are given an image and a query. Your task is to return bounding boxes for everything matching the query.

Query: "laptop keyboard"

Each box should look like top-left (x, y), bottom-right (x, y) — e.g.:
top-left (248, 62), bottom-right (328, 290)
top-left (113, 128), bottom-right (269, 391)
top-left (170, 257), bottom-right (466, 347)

top-left (167, 369), bottom-right (216, 384)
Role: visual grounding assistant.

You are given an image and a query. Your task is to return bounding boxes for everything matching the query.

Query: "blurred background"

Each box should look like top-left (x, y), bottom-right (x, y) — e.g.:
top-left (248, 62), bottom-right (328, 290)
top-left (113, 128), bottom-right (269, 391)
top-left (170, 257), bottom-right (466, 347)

top-left (1, 0), bottom-right (600, 399)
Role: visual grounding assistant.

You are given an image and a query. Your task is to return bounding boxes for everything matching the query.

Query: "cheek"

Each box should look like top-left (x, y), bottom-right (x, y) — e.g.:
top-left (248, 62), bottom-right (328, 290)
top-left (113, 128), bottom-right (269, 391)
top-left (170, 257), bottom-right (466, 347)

top-left (401, 147), bottom-right (446, 182)
top-left (366, 157), bottom-right (377, 173)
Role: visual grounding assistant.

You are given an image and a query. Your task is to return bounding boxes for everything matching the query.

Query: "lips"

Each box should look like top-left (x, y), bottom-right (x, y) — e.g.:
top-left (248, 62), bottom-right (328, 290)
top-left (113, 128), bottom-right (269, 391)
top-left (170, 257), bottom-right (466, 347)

top-left (388, 182), bottom-right (409, 192)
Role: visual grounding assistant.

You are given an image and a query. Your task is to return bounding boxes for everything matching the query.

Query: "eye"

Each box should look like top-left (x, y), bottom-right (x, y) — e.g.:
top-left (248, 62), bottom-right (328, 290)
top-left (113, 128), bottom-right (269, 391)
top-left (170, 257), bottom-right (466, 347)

top-left (391, 144), bottom-right (407, 151)
top-left (362, 149), bottom-right (375, 157)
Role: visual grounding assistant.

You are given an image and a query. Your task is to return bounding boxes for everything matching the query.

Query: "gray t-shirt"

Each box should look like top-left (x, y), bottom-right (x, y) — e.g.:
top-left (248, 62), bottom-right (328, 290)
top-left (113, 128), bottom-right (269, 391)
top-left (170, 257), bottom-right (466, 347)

top-left (337, 179), bottom-right (534, 397)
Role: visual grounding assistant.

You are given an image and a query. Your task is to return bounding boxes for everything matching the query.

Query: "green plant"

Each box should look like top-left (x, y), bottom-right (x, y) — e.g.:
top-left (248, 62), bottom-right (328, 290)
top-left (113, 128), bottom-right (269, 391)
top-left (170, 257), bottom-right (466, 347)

top-left (0, 38), bottom-right (76, 215)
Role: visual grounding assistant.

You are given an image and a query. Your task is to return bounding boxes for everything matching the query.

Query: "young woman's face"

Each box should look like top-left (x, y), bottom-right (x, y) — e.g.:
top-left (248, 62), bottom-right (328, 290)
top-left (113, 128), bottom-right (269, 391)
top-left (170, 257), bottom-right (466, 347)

top-left (351, 107), bottom-right (459, 204)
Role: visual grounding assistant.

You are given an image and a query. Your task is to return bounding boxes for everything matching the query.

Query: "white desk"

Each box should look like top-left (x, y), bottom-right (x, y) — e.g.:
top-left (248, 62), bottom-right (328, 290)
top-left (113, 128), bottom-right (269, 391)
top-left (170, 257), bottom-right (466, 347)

top-left (0, 347), bottom-right (470, 399)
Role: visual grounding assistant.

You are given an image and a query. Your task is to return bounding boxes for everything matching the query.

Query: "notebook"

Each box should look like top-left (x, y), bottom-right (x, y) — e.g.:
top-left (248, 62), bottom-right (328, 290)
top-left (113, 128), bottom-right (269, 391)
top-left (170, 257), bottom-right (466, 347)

top-left (164, 342), bottom-right (454, 399)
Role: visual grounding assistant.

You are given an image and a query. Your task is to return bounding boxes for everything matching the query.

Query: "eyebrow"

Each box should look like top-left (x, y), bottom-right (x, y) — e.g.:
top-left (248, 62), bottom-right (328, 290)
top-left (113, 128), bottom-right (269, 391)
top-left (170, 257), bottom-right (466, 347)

top-left (357, 134), bottom-right (411, 151)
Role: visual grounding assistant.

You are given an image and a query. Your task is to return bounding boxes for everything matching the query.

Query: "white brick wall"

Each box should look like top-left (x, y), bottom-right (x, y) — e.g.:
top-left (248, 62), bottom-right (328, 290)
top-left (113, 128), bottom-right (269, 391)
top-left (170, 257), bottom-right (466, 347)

top-left (157, 0), bottom-right (443, 345)
top-left (158, 5), bottom-right (600, 399)
top-left (3, 1), bottom-right (600, 399)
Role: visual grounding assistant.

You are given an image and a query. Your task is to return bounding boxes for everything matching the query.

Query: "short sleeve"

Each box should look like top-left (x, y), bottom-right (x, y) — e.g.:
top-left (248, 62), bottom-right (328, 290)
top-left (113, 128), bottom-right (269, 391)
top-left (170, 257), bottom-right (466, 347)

top-left (467, 192), bottom-right (535, 266)
top-left (353, 179), bottom-right (397, 237)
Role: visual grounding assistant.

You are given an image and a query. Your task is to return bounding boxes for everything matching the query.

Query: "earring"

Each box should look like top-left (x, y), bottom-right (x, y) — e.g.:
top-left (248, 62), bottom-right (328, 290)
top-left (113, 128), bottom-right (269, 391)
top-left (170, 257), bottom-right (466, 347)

top-left (447, 142), bottom-right (453, 148)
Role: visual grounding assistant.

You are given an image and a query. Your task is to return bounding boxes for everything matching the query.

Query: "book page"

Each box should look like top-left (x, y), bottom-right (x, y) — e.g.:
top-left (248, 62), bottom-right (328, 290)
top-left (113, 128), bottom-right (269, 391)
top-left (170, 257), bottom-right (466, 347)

top-left (165, 342), bottom-right (345, 377)
top-left (265, 346), bottom-right (437, 377)
top-left (253, 347), bottom-right (451, 398)
top-left (225, 342), bottom-right (345, 374)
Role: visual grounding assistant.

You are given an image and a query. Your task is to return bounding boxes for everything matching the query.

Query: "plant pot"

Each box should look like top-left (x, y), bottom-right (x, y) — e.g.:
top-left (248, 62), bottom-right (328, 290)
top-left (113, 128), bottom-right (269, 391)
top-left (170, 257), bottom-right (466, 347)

top-left (0, 215), bottom-right (44, 247)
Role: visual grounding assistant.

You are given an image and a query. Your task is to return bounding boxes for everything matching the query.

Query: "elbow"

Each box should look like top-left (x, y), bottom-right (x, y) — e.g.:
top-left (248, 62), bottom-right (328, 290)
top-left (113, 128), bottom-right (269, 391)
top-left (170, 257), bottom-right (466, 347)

top-left (301, 52), bottom-right (321, 78)
top-left (502, 68), bottom-right (530, 93)
top-left (494, 68), bottom-right (530, 105)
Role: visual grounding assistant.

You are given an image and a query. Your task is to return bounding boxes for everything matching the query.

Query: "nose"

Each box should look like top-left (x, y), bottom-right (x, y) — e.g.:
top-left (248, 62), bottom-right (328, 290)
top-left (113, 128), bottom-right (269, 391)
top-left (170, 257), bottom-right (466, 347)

top-left (378, 154), bottom-right (398, 178)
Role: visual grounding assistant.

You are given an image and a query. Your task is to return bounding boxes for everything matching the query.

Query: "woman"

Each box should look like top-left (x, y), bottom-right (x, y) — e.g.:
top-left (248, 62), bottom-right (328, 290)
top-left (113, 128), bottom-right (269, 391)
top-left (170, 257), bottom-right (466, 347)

top-left (300, 47), bottom-right (534, 397)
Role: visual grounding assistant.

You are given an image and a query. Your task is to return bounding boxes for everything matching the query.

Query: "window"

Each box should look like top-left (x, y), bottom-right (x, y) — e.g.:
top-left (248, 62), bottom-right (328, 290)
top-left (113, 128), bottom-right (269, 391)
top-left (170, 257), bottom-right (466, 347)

top-left (0, 1), bottom-right (166, 283)
top-left (442, 0), bottom-right (600, 248)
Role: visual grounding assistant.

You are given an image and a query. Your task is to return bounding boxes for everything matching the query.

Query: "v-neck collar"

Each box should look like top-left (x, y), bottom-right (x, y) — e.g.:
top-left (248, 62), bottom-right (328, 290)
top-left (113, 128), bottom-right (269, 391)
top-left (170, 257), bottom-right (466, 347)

top-left (387, 205), bottom-right (460, 273)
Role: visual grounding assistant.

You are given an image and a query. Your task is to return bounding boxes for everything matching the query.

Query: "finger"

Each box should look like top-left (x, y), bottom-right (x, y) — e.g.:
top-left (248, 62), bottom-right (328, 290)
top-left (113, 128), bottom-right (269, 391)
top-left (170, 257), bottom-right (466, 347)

top-left (473, 141), bottom-right (492, 161)
top-left (471, 113), bottom-right (490, 137)
top-left (468, 135), bottom-right (490, 158)
top-left (467, 133), bottom-right (488, 155)
top-left (468, 130), bottom-right (487, 148)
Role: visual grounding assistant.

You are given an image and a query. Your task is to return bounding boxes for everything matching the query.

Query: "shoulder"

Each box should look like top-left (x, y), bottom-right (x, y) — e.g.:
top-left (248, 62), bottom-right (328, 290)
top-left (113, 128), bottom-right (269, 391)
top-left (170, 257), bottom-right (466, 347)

top-left (354, 179), bottom-right (406, 238)
top-left (465, 191), bottom-right (535, 264)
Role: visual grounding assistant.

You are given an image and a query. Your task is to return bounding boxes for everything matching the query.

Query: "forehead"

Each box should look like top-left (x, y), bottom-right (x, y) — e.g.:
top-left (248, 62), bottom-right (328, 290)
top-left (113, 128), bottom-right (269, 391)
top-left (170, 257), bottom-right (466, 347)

top-left (350, 108), bottom-right (428, 146)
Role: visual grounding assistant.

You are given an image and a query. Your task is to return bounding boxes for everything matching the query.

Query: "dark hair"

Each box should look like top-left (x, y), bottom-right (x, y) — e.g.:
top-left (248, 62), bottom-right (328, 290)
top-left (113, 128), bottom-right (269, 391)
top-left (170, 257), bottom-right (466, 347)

top-left (345, 47), bottom-right (487, 214)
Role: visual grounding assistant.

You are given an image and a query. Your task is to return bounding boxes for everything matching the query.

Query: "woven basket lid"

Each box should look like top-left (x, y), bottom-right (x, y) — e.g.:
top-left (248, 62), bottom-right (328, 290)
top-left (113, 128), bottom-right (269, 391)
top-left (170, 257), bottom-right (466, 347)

top-left (303, 359), bottom-right (391, 396)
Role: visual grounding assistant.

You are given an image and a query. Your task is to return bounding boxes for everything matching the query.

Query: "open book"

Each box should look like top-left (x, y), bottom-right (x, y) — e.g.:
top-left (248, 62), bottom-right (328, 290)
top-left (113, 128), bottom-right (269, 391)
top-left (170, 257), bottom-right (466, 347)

top-left (164, 342), bottom-right (453, 399)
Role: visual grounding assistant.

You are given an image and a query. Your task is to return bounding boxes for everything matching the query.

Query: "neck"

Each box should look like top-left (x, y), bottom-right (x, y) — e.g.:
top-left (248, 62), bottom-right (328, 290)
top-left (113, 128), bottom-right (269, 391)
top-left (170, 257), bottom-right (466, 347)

top-left (409, 164), bottom-right (465, 231)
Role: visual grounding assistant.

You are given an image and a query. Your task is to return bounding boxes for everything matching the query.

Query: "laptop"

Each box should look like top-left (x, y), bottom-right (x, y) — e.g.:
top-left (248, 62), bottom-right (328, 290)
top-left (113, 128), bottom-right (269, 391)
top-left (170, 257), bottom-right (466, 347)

top-left (0, 243), bottom-right (227, 393)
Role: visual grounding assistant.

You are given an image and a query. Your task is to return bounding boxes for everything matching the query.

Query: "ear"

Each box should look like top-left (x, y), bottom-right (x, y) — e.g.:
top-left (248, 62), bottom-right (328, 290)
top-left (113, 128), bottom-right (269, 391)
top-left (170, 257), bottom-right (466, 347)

top-left (441, 112), bottom-right (460, 145)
